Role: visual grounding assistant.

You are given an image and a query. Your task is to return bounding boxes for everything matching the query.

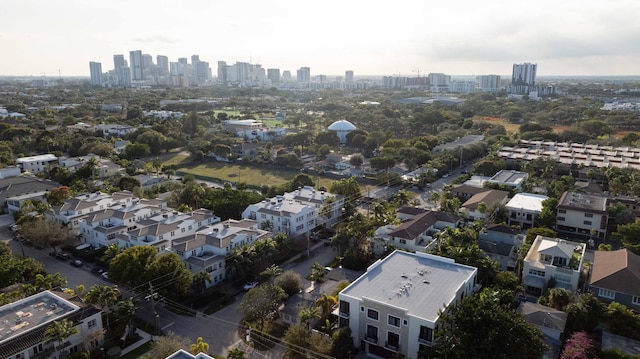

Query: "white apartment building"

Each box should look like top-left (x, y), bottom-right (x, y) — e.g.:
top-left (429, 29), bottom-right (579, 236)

top-left (116, 208), bottom-right (220, 252)
top-left (506, 193), bottom-right (548, 229)
top-left (169, 219), bottom-right (271, 287)
top-left (78, 197), bottom-right (168, 249)
top-left (47, 191), bottom-right (138, 236)
top-left (522, 235), bottom-right (586, 295)
top-left (0, 290), bottom-right (104, 359)
top-left (16, 154), bottom-right (58, 173)
top-left (372, 211), bottom-right (461, 253)
top-left (476, 75), bottom-right (501, 92)
top-left (282, 186), bottom-right (345, 229)
top-left (556, 191), bottom-right (608, 239)
top-left (338, 251), bottom-right (478, 359)
top-left (242, 196), bottom-right (316, 238)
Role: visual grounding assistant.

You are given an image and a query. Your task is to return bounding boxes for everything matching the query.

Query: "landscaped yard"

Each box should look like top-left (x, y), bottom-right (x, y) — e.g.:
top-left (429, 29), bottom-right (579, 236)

top-left (177, 162), bottom-right (335, 189)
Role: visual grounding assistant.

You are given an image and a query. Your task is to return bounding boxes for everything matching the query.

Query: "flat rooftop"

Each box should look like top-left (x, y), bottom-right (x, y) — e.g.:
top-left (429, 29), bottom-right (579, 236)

top-left (0, 291), bottom-right (79, 345)
top-left (489, 170), bottom-right (528, 185)
top-left (506, 193), bottom-right (548, 212)
top-left (557, 192), bottom-right (607, 213)
top-left (340, 251), bottom-right (477, 322)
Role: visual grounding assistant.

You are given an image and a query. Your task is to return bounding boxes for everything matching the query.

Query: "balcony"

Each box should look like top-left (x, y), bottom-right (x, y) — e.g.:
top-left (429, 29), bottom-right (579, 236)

top-left (418, 337), bottom-right (433, 345)
top-left (338, 311), bottom-right (349, 318)
top-left (385, 342), bottom-right (400, 352)
top-left (364, 335), bottom-right (378, 344)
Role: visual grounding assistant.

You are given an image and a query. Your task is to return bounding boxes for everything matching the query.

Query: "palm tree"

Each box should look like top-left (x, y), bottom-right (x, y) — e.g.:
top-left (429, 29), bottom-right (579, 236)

top-left (315, 293), bottom-right (337, 319)
top-left (116, 297), bottom-right (138, 340)
top-left (227, 347), bottom-right (247, 359)
top-left (44, 318), bottom-right (79, 358)
top-left (100, 243), bottom-right (121, 265)
top-left (309, 262), bottom-right (325, 284)
top-left (84, 285), bottom-right (120, 333)
top-left (152, 157), bottom-right (163, 176)
top-left (299, 306), bottom-right (321, 329)
top-left (260, 264), bottom-right (283, 285)
top-left (192, 271), bottom-right (212, 294)
top-left (190, 336), bottom-right (210, 355)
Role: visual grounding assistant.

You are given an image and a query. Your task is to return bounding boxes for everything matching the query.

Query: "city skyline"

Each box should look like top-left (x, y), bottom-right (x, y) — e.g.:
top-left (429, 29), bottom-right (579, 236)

top-left (1, 0), bottom-right (639, 77)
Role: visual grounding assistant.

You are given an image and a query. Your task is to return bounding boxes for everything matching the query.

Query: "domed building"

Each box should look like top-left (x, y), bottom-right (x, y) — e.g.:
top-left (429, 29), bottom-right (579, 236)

top-left (328, 120), bottom-right (357, 144)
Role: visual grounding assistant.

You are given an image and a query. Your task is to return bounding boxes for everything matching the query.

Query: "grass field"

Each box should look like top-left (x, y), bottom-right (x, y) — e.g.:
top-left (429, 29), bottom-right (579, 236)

top-left (177, 162), bottom-right (336, 189)
top-left (161, 152), bottom-right (191, 167)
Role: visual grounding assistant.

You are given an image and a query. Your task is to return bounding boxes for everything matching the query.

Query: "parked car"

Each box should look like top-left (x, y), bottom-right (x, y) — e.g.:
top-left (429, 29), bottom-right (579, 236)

top-left (70, 259), bottom-right (83, 267)
top-left (55, 252), bottom-right (71, 261)
top-left (101, 272), bottom-right (109, 280)
top-left (9, 223), bottom-right (18, 231)
top-left (243, 281), bottom-right (259, 291)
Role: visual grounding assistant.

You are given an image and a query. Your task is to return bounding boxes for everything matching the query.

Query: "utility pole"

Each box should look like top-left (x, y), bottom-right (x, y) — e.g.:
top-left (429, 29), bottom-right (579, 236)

top-left (145, 283), bottom-right (160, 336)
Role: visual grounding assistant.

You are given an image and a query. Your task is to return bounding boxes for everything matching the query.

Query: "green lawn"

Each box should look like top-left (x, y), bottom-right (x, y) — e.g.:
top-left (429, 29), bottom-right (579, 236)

top-left (177, 162), bottom-right (335, 189)
top-left (161, 152), bottom-right (191, 167)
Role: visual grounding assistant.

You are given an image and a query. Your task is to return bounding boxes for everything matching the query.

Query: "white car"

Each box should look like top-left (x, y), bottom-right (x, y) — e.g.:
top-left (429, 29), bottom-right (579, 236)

top-left (243, 281), bottom-right (259, 291)
top-left (101, 272), bottom-right (109, 280)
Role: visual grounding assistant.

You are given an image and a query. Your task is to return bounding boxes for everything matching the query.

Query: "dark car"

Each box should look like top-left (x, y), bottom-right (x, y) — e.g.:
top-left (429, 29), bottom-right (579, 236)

top-left (70, 259), bottom-right (83, 267)
top-left (54, 252), bottom-right (71, 261)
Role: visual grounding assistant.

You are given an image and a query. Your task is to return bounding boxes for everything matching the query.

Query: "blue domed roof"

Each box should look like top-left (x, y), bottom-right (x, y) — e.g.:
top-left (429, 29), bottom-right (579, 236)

top-left (328, 120), bottom-right (356, 131)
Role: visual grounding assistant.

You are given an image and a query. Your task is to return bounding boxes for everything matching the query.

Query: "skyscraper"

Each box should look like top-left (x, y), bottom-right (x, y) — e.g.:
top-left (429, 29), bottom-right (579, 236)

top-left (512, 63), bottom-right (536, 86)
top-left (282, 71), bottom-right (292, 82)
top-left (345, 70), bottom-right (354, 83)
top-left (156, 55), bottom-right (169, 75)
top-left (89, 62), bottom-right (102, 86)
top-left (267, 68), bottom-right (280, 83)
top-left (113, 55), bottom-right (126, 85)
top-left (178, 57), bottom-right (188, 65)
top-left (296, 67), bottom-right (310, 82)
top-left (193, 61), bottom-right (211, 83)
top-left (129, 50), bottom-right (144, 80)
top-left (217, 61), bottom-right (228, 84)
top-left (476, 75), bottom-right (501, 92)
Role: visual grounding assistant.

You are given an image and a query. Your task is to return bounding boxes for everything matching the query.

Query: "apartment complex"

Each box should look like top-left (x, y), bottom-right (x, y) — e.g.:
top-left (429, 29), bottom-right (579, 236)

top-left (556, 192), bottom-right (608, 239)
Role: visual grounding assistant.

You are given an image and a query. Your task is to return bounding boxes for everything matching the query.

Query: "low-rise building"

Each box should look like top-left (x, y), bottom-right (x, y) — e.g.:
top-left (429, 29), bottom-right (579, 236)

top-left (522, 235), bottom-right (586, 295)
top-left (169, 219), bottom-right (270, 287)
top-left (518, 302), bottom-right (567, 359)
top-left (0, 176), bottom-right (60, 214)
top-left (0, 290), bottom-right (103, 359)
top-left (282, 186), bottom-right (345, 229)
top-left (338, 251), bottom-right (478, 358)
top-left (486, 169), bottom-right (528, 189)
top-left (478, 224), bottom-right (524, 271)
top-left (16, 154), bottom-right (58, 173)
top-left (505, 193), bottom-right (548, 229)
top-left (372, 211), bottom-right (461, 253)
top-left (556, 191), bottom-right (608, 239)
top-left (588, 249), bottom-right (640, 310)
top-left (242, 195), bottom-right (317, 238)
top-left (460, 189), bottom-right (509, 221)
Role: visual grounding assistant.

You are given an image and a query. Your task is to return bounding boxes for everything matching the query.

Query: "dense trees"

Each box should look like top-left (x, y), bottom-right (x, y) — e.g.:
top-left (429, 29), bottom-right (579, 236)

top-left (18, 217), bottom-right (69, 251)
top-left (237, 285), bottom-right (287, 330)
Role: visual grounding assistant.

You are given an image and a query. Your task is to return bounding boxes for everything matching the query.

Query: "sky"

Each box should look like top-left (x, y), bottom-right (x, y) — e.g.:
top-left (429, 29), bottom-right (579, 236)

top-left (1, 0), bottom-right (639, 77)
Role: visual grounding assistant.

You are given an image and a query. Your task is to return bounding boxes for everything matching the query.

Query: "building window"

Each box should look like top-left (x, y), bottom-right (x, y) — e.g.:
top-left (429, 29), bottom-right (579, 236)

top-left (367, 309), bottom-right (379, 320)
top-left (557, 216), bottom-right (566, 221)
top-left (386, 331), bottom-right (400, 350)
top-left (583, 220), bottom-right (592, 225)
top-left (529, 269), bottom-right (546, 277)
top-left (339, 300), bottom-right (350, 316)
top-left (388, 315), bottom-right (400, 327)
top-left (633, 296), bottom-right (640, 305)
top-left (399, 239), bottom-right (407, 244)
top-left (419, 325), bottom-right (433, 343)
top-left (584, 213), bottom-right (593, 218)
top-left (366, 325), bottom-right (378, 342)
top-left (88, 318), bottom-right (97, 328)
top-left (33, 343), bottom-right (44, 354)
top-left (558, 209), bottom-right (566, 214)
top-left (599, 288), bottom-right (615, 299)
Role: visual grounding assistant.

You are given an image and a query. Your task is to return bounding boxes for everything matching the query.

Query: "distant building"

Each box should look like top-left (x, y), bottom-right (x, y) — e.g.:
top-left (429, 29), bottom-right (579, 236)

top-left (345, 70), bottom-right (354, 83)
top-left (129, 50), bottom-right (144, 80)
top-left (476, 75), bottom-right (501, 92)
top-left (89, 61), bottom-right (102, 86)
top-left (338, 251), bottom-right (478, 358)
top-left (327, 120), bottom-right (357, 144)
top-left (267, 68), bottom-right (280, 83)
top-left (296, 67), bottom-right (310, 82)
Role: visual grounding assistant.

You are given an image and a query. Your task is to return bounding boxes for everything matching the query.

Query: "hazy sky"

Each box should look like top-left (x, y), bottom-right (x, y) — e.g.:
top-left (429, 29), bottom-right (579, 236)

top-left (2, 0), bottom-right (639, 77)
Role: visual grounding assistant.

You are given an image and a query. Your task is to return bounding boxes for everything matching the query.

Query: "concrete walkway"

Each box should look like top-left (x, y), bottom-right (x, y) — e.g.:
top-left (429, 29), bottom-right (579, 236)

top-left (119, 328), bottom-right (152, 356)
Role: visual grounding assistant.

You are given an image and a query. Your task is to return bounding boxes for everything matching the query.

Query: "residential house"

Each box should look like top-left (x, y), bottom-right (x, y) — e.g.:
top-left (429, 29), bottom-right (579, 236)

top-left (283, 186), bottom-right (345, 229)
top-left (58, 155), bottom-right (124, 178)
top-left (522, 235), bottom-right (586, 295)
top-left (460, 189), bottom-right (509, 221)
top-left (372, 211), bottom-right (461, 253)
top-left (0, 176), bottom-right (60, 214)
top-left (505, 193), bottom-right (548, 229)
top-left (242, 196), bottom-right (316, 238)
top-left (16, 154), bottom-right (58, 173)
top-left (0, 290), bottom-right (103, 359)
top-left (556, 191), bottom-right (608, 239)
top-left (338, 251), bottom-right (478, 359)
top-left (478, 224), bottom-right (524, 271)
top-left (588, 249), bottom-right (640, 310)
top-left (95, 124), bottom-right (136, 138)
top-left (231, 143), bottom-right (262, 159)
top-left (169, 219), bottom-right (270, 287)
top-left (518, 302), bottom-right (567, 359)
top-left (396, 206), bottom-right (427, 222)
top-left (451, 184), bottom-right (491, 201)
